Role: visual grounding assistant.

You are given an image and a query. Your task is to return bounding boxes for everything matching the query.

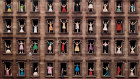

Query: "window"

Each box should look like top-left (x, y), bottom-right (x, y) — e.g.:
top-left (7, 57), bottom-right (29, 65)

top-left (102, 19), bottom-right (110, 34)
top-left (102, 62), bottom-right (110, 77)
top-left (4, 40), bottom-right (12, 54)
top-left (18, 40), bottom-right (25, 54)
top-left (32, 63), bottom-right (39, 76)
top-left (4, 62), bottom-right (12, 76)
top-left (129, 20), bottom-right (137, 34)
top-left (116, 0), bottom-right (123, 12)
top-left (31, 40), bottom-right (39, 54)
top-left (87, 0), bottom-right (94, 12)
top-left (60, 19), bottom-right (68, 33)
top-left (130, 1), bottom-right (136, 13)
top-left (115, 40), bottom-right (123, 54)
top-left (74, 0), bottom-right (81, 12)
top-left (46, 40), bottom-right (54, 54)
top-left (32, 19), bottom-right (39, 33)
top-left (74, 62), bottom-right (81, 76)
top-left (129, 62), bottom-right (138, 77)
top-left (129, 40), bottom-right (137, 55)
top-left (46, 62), bottom-right (54, 76)
top-left (116, 19), bottom-right (123, 34)
top-left (73, 40), bottom-right (81, 54)
top-left (18, 19), bottom-right (26, 33)
top-left (102, 0), bottom-right (109, 12)
top-left (18, 0), bottom-right (25, 12)
top-left (60, 0), bottom-right (67, 12)
top-left (102, 40), bottom-right (109, 54)
top-left (60, 63), bottom-right (67, 77)
top-left (5, 0), bottom-right (12, 12)
top-left (116, 62), bottom-right (123, 76)
top-left (18, 62), bottom-right (25, 76)
top-left (46, 19), bottom-right (54, 33)
top-left (87, 40), bottom-right (94, 54)
top-left (87, 62), bottom-right (95, 76)
top-left (4, 19), bottom-right (12, 33)
top-left (32, 0), bottom-right (39, 12)
top-left (47, 0), bottom-right (53, 12)
top-left (74, 19), bottom-right (81, 33)
top-left (60, 40), bottom-right (67, 54)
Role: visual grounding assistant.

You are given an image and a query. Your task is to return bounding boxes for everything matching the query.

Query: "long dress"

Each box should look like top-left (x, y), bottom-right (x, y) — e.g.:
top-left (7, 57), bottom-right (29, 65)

top-left (130, 69), bottom-right (134, 76)
top-left (20, 6), bottom-right (24, 12)
top-left (20, 26), bottom-right (24, 32)
top-left (7, 26), bottom-right (11, 32)
top-left (130, 24), bottom-right (135, 31)
top-left (49, 24), bottom-right (53, 31)
top-left (75, 44), bottom-right (79, 52)
top-left (75, 65), bottom-right (80, 72)
top-left (75, 23), bottom-right (79, 30)
top-left (89, 70), bottom-right (93, 75)
top-left (105, 67), bottom-right (109, 76)
top-left (48, 43), bottom-right (53, 51)
top-left (61, 43), bottom-right (65, 51)
top-left (89, 23), bottom-right (93, 31)
top-left (117, 6), bottom-right (121, 12)
top-left (62, 5), bottom-right (66, 12)
top-left (103, 5), bottom-right (108, 12)
top-left (6, 47), bottom-right (11, 53)
top-left (130, 6), bottom-right (135, 12)
top-left (88, 3), bottom-right (93, 9)
top-left (19, 44), bottom-right (24, 50)
top-left (47, 66), bottom-right (53, 74)
top-left (33, 68), bottom-right (38, 76)
top-left (117, 23), bottom-right (122, 31)
top-left (117, 67), bottom-right (121, 75)
top-left (130, 48), bottom-right (135, 54)
top-left (62, 23), bottom-right (66, 30)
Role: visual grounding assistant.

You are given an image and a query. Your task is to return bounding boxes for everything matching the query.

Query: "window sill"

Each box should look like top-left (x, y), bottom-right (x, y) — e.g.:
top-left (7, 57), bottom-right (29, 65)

top-left (101, 11), bottom-right (111, 14)
top-left (3, 53), bottom-right (13, 55)
top-left (17, 12), bottom-right (26, 13)
top-left (72, 32), bottom-right (82, 35)
top-left (59, 12), bottom-right (68, 14)
top-left (115, 12), bottom-right (124, 14)
top-left (128, 53), bottom-right (138, 56)
top-left (31, 32), bottom-right (40, 35)
top-left (30, 76), bottom-right (39, 78)
top-left (101, 32), bottom-right (111, 35)
top-left (3, 75), bottom-right (13, 78)
top-left (86, 32), bottom-right (96, 35)
top-left (72, 12), bottom-right (82, 14)
top-left (129, 33), bottom-right (138, 35)
top-left (101, 76), bottom-right (111, 78)
top-left (86, 75), bottom-right (96, 78)
top-left (59, 32), bottom-right (69, 34)
top-left (58, 76), bottom-right (68, 78)
top-left (72, 75), bottom-right (82, 78)
top-left (30, 12), bottom-right (40, 14)
top-left (115, 75), bottom-right (125, 78)
top-left (46, 53), bottom-right (55, 55)
top-left (128, 12), bottom-right (138, 14)
top-left (128, 76), bottom-right (138, 78)
top-left (3, 32), bottom-right (13, 34)
top-left (115, 33), bottom-right (124, 35)
top-left (4, 12), bottom-right (13, 13)
top-left (101, 53), bottom-right (110, 56)
top-left (114, 53), bottom-right (124, 56)
top-left (17, 32), bottom-right (26, 34)
top-left (16, 53), bottom-right (26, 55)
top-left (86, 53), bottom-right (96, 55)
top-left (86, 11), bottom-right (96, 14)
top-left (46, 12), bottom-right (55, 14)
top-left (45, 76), bottom-right (55, 78)
top-left (16, 75), bottom-right (26, 78)
top-left (46, 32), bottom-right (55, 34)
top-left (72, 53), bottom-right (82, 56)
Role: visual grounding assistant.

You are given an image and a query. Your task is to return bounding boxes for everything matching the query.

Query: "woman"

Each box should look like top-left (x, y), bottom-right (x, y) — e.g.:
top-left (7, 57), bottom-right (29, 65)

top-left (6, 24), bottom-right (11, 33)
top-left (19, 41), bottom-right (24, 53)
top-left (117, 21), bottom-right (122, 32)
top-left (103, 66), bottom-right (109, 76)
top-left (103, 3), bottom-right (108, 12)
top-left (62, 4), bottom-right (66, 12)
top-left (75, 21), bottom-right (80, 32)
top-left (5, 66), bottom-right (11, 76)
top-left (103, 41), bottom-right (109, 53)
top-left (47, 64), bottom-right (53, 76)
top-left (19, 68), bottom-right (24, 76)
top-left (130, 67), bottom-right (135, 76)
top-left (130, 46), bottom-right (136, 54)
top-left (48, 4), bottom-right (53, 12)
top-left (74, 42), bottom-right (80, 53)
top-left (48, 41), bottom-right (53, 53)
top-left (33, 67), bottom-right (38, 76)
top-left (130, 21), bottom-right (137, 33)
top-left (75, 64), bottom-right (80, 75)
top-left (48, 21), bottom-right (53, 33)
top-left (33, 24), bottom-right (38, 33)
top-left (116, 45), bottom-right (122, 54)
top-left (20, 4), bottom-right (24, 12)
top-left (130, 4), bottom-right (135, 12)
top-left (116, 4), bottom-right (122, 12)
top-left (103, 21), bottom-right (109, 32)
top-left (5, 42), bottom-right (11, 54)
top-left (88, 22), bottom-right (93, 33)
top-left (88, 42), bottom-right (93, 53)
top-left (61, 20), bottom-right (67, 32)
top-left (33, 41), bottom-right (38, 53)
top-left (88, 0), bottom-right (93, 12)
top-left (75, 3), bottom-right (80, 11)
top-left (19, 22), bottom-right (25, 33)
top-left (117, 66), bottom-right (121, 75)
top-left (89, 67), bottom-right (94, 75)
top-left (61, 41), bottom-right (67, 53)
top-left (6, 3), bottom-right (12, 12)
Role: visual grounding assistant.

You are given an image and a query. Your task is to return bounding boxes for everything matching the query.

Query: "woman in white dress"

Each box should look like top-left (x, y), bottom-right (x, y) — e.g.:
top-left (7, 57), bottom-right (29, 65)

top-left (130, 67), bottom-right (135, 76)
top-left (75, 21), bottom-right (80, 32)
top-left (48, 4), bottom-right (53, 12)
top-left (103, 21), bottom-right (109, 32)
top-left (88, 0), bottom-right (93, 12)
top-left (19, 22), bottom-right (25, 33)
top-left (5, 42), bottom-right (11, 54)
top-left (33, 24), bottom-right (38, 33)
top-left (116, 45), bottom-right (122, 54)
top-left (88, 22), bottom-right (93, 33)
top-left (130, 46), bottom-right (136, 54)
top-left (103, 3), bottom-right (108, 12)
top-left (33, 67), bottom-right (38, 76)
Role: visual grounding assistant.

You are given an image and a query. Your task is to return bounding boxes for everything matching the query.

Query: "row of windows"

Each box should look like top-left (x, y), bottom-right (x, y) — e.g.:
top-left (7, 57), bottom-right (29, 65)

top-left (2, 60), bottom-right (138, 78)
top-left (1, 38), bottom-right (138, 55)
top-left (3, 0), bottom-right (138, 13)
top-left (2, 17), bottom-right (139, 34)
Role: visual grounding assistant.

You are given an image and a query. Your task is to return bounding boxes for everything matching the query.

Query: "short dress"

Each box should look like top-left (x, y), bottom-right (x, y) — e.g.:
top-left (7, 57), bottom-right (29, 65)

top-left (103, 24), bottom-right (108, 31)
top-left (75, 65), bottom-right (80, 72)
top-left (62, 6), bottom-right (66, 12)
top-left (130, 24), bottom-right (135, 31)
top-left (89, 44), bottom-right (93, 51)
top-left (88, 3), bottom-right (93, 9)
top-left (20, 6), bottom-right (24, 12)
top-left (6, 70), bottom-right (10, 76)
top-left (33, 44), bottom-right (38, 50)
top-left (89, 70), bottom-right (93, 75)
top-left (7, 6), bottom-right (11, 12)
top-left (6, 47), bottom-right (11, 53)
top-left (47, 67), bottom-right (53, 74)
top-left (49, 24), bottom-right (53, 31)
top-left (117, 23), bottom-right (122, 31)
top-left (20, 69), bottom-right (24, 76)
top-left (48, 43), bottom-right (53, 51)
top-left (19, 44), bottom-right (24, 50)
top-left (61, 43), bottom-right (65, 51)
top-left (75, 44), bottom-right (79, 52)
top-left (62, 23), bottom-right (66, 30)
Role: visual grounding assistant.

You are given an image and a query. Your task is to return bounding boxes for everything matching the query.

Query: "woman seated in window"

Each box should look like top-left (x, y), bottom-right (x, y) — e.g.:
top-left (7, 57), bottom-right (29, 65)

top-left (33, 4), bottom-right (38, 12)
top-left (130, 3), bottom-right (135, 12)
top-left (116, 21), bottom-right (122, 33)
top-left (130, 21), bottom-right (137, 33)
top-left (6, 2), bottom-right (11, 12)
top-left (116, 3), bottom-right (122, 12)
top-left (88, 0), bottom-right (94, 12)
top-left (47, 64), bottom-right (53, 76)
top-left (5, 41), bottom-right (11, 54)
top-left (103, 2), bottom-right (108, 12)
top-left (103, 20), bottom-right (109, 33)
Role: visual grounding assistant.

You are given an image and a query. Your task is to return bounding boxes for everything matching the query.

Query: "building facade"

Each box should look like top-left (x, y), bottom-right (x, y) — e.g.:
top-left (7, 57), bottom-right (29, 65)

top-left (0, 0), bottom-right (140, 79)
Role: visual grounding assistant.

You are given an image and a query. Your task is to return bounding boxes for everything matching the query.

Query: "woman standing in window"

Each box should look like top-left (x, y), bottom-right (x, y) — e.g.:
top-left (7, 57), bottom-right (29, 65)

top-left (19, 68), bottom-right (24, 76)
top-left (75, 64), bottom-right (80, 75)
top-left (19, 41), bottom-right (24, 53)
top-left (47, 64), bottom-right (53, 76)
top-left (5, 42), bottom-right (11, 54)
top-left (47, 41), bottom-right (53, 53)
top-left (88, 0), bottom-right (93, 12)
top-left (6, 3), bottom-right (11, 12)
top-left (20, 4), bottom-right (24, 12)
top-left (130, 3), bottom-right (135, 12)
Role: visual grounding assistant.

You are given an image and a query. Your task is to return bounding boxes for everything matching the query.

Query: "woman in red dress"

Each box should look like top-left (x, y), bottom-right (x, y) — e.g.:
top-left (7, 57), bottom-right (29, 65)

top-left (117, 66), bottom-right (121, 75)
top-left (61, 41), bottom-right (67, 53)
top-left (117, 21), bottom-right (122, 32)
top-left (62, 4), bottom-right (66, 12)
top-left (89, 67), bottom-right (94, 75)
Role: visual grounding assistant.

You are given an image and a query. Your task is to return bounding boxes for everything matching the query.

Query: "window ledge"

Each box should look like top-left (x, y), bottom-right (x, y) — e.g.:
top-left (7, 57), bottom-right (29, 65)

top-left (115, 75), bottom-right (125, 78)
top-left (3, 32), bottom-right (13, 34)
top-left (17, 32), bottom-right (27, 34)
top-left (3, 75), bottom-right (13, 78)
top-left (128, 53), bottom-right (138, 56)
top-left (101, 76), bottom-right (111, 78)
top-left (128, 76), bottom-right (138, 78)
top-left (72, 53), bottom-right (82, 56)
top-left (72, 75), bottom-right (82, 78)
top-left (16, 75), bottom-right (26, 78)
top-left (86, 75), bottom-right (96, 78)
top-left (59, 32), bottom-right (69, 34)
top-left (86, 53), bottom-right (96, 55)
top-left (46, 53), bottom-right (55, 55)
top-left (46, 12), bottom-right (55, 14)
top-left (30, 76), bottom-right (39, 78)
top-left (72, 32), bottom-right (82, 35)
top-left (101, 53), bottom-right (111, 56)
top-left (115, 33), bottom-right (124, 35)
top-left (45, 76), bottom-right (55, 78)
top-left (59, 12), bottom-right (68, 14)
top-left (17, 12), bottom-right (27, 13)
top-left (16, 53), bottom-right (26, 55)
top-left (101, 11), bottom-right (111, 14)
top-left (58, 76), bottom-right (68, 78)
top-left (86, 11), bottom-right (96, 14)
top-left (30, 12), bottom-right (40, 13)
top-left (114, 54), bottom-right (124, 56)
top-left (115, 12), bottom-right (124, 14)
top-left (4, 12), bottom-right (13, 13)
top-left (86, 32), bottom-right (96, 35)
top-left (31, 32), bottom-right (40, 35)
top-left (3, 53), bottom-right (13, 55)
top-left (101, 32), bottom-right (111, 35)
top-left (128, 12), bottom-right (138, 14)
top-left (129, 33), bottom-right (138, 35)
top-left (72, 12), bottom-right (82, 14)
top-left (46, 32), bottom-right (55, 34)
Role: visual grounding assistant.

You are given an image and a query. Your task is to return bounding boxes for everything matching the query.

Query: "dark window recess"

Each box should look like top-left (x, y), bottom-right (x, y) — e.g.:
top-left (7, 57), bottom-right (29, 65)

top-left (130, 40), bottom-right (136, 54)
top-left (103, 40), bottom-right (109, 54)
top-left (74, 0), bottom-right (80, 12)
top-left (74, 40), bottom-right (80, 53)
top-left (47, 19), bottom-right (54, 33)
top-left (116, 20), bottom-right (123, 33)
top-left (32, 20), bottom-right (38, 33)
top-left (61, 0), bottom-right (67, 12)
top-left (31, 40), bottom-right (38, 54)
top-left (5, 19), bottom-right (12, 33)
top-left (88, 63), bottom-right (94, 76)
top-left (130, 1), bottom-right (136, 12)
top-left (102, 20), bottom-right (109, 33)
top-left (47, 63), bottom-right (53, 76)
top-left (116, 1), bottom-right (122, 12)
top-left (19, 0), bottom-right (25, 12)
top-left (61, 40), bottom-right (67, 53)
top-left (60, 19), bottom-right (67, 33)
top-left (103, 63), bottom-right (109, 76)
top-left (33, 0), bottom-right (38, 12)
top-left (18, 62), bottom-right (24, 76)
top-left (74, 20), bottom-right (80, 33)
top-left (5, 0), bottom-right (12, 12)
top-left (18, 19), bottom-right (25, 33)
top-left (103, 1), bottom-right (109, 12)
top-left (74, 62), bottom-right (80, 75)
top-left (18, 40), bottom-right (25, 54)
top-left (116, 40), bottom-right (123, 54)
top-left (60, 63), bottom-right (67, 77)
top-left (4, 62), bottom-right (12, 76)
top-left (117, 63), bottom-right (123, 76)
top-left (47, 40), bottom-right (54, 54)
top-left (88, 40), bottom-right (94, 54)
top-left (129, 63), bottom-right (136, 76)
top-left (32, 63), bottom-right (39, 76)
top-left (47, 0), bottom-right (53, 12)
top-left (88, 20), bottom-right (94, 33)
top-left (5, 40), bottom-right (12, 54)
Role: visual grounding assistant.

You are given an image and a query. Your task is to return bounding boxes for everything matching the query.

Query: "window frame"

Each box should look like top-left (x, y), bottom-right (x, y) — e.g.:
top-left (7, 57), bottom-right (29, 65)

top-left (30, 17), bottom-right (40, 34)
top-left (30, 37), bottom-right (40, 55)
top-left (86, 60), bottom-right (96, 77)
top-left (101, 60), bottom-right (111, 78)
top-left (114, 38), bottom-right (124, 56)
top-left (45, 60), bottom-right (55, 77)
top-left (101, 37), bottom-right (111, 55)
top-left (59, 16), bottom-right (69, 34)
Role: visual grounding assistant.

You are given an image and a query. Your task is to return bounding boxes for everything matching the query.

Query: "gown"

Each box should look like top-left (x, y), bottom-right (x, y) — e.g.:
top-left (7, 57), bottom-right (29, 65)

top-left (62, 23), bottom-right (66, 30)
top-left (117, 67), bottom-right (121, 75)
top-left (75, 5), bottom-right (80, 11)
top-left (130, 48), bottom-right (135, 54)
top-left (130, 6), bottom-right (135, 12)
top-left (33, 44), bottom-right (38, 50)
top-left (75, 65), bottom-right (80, 72)
top-left (117, 48), bottom-right (122, 54)
top-left (20, 69), bottom-right (24, 76)
top-left (6, 47), bottom-right (11, 53)
top-left (130, 69), bottom-right (134, 76)
top-left (117, 23), bottom-right (122, 31)
top-left (89, 24), bottom-right (93, 31)
top-left (7, 6), bottom-right (11, 12)
top-left (33, 68), bottom-right (38, 76)
top-left (48, 5), bottom-right (53, 12)
top-left (117, 6), bottom-right (121, 12)
top-left (19, 44), bottom-right (24, 50)
top-left (49, 24), bottom-right (53, 31)
top-left (103, 6), bottom-right (108, 12)
top-left (75, 44), bottom-right (79, 52)
top-left (75, 23), bottom-right (79, 30)
top-left (7, 26), bottom-right (11, 32)
top-left (89, 70), bottom-right (93, 75)
top-left (20, 6), bottom-right (24, 12)
top-left (88, 3), bottom-right (93, 9)
top-left (20, 26), bottom-right (24, 32)
top-left (48, 43), bottom-right (53, 51)
top-left (62, 5), bottom-right (66, 12)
